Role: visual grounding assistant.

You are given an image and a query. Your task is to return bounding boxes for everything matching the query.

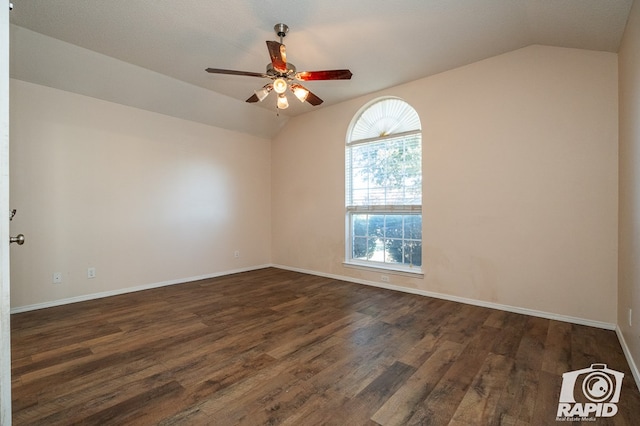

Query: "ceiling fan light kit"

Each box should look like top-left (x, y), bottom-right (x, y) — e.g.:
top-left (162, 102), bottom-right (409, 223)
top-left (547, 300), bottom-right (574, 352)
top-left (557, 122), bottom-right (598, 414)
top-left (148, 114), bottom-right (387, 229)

top-left (273, 78), bottom-right (288, 94)
top-left (277, 93), bottom-right (289, 110)
top-left (206, 23), bottom-right (353, 111)
top-left (291, 84), bottom-right (309, 102)
top-left (254, 84), bottom-right (273, 102)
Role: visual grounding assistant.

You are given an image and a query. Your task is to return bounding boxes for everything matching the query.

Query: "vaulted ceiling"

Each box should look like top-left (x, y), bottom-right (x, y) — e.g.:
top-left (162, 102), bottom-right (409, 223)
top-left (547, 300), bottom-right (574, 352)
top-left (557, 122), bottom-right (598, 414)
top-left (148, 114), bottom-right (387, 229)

top-left (9, 0), bottom-right (633, 138)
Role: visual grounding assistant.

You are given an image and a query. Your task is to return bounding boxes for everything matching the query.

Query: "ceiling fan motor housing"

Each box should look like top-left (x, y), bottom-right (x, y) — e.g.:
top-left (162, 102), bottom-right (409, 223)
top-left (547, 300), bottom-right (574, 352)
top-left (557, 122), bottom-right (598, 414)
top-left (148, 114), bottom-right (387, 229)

top-left (266, 63), bottom-right (296, 78)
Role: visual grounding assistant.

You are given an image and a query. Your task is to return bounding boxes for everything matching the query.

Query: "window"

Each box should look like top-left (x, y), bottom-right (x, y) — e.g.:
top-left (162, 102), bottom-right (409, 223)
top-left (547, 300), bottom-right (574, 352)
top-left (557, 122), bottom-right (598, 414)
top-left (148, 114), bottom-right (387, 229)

top-left (345, 97), bottom-right (422, 272)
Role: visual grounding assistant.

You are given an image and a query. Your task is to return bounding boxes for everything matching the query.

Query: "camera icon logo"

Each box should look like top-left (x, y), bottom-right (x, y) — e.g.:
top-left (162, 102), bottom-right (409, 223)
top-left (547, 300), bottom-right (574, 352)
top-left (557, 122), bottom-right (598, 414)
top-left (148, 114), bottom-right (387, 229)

top-left (557, 363), bottom-right (624, 419)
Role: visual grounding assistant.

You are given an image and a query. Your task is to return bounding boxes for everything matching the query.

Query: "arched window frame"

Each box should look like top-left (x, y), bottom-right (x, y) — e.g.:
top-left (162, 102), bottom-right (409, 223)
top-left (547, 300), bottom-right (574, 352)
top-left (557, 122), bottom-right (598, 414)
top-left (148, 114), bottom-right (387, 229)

top-left (345, 97), bottom-right (423, 273)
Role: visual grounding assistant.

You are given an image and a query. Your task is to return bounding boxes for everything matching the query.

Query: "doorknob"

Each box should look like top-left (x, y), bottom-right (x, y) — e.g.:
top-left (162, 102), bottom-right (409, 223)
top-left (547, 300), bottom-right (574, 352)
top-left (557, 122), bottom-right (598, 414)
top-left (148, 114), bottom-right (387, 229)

top-left (9, 209), bottom-right (25, 244)
top-left (10, 234), bottom-right (25, 245)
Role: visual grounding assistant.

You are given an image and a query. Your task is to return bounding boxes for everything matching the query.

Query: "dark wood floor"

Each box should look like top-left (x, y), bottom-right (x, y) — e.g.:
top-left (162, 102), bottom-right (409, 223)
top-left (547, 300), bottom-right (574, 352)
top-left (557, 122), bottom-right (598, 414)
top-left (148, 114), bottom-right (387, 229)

top-left (10, 267), bottom-right (640, 425)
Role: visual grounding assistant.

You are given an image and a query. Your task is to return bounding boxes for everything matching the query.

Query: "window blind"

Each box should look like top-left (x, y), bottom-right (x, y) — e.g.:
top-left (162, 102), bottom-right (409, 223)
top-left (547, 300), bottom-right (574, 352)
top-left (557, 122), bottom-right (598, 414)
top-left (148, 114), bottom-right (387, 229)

top-left (346, 132), bottom-right (422, 208)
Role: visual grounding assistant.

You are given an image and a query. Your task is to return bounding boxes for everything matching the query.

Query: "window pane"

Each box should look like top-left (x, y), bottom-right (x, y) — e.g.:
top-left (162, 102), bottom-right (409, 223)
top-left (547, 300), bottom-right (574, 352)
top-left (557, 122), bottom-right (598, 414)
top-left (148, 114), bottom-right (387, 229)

top-left (352, 236), bottom-right (371, 259)
top-left (403, 241), bottom-right (422, 267)
top-left (371, 239), bottom-right (386, 262)
top-left (383, 215), bottom-right (403, 239)
top-left (404, 215), bottom-right (422, 240)
top-left (368, 215), bottom-right (384, 236)
top-left (384, 237), bottom-right (403, 264)
top-left (353, 214), bottom-right (368, 237)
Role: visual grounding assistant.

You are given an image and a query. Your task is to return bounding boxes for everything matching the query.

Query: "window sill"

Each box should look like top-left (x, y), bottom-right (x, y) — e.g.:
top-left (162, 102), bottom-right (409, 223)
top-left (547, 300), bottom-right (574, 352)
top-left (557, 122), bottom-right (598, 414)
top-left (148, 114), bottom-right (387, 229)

top-left (343, 261), bottom-right (424, 278)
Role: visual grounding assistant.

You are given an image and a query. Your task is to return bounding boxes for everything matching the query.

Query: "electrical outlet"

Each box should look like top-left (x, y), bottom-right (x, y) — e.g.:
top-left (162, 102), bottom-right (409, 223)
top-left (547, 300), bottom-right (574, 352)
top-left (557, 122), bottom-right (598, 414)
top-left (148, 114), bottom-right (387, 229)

top-left (234, 250), bottom-right (240, 258)
top-left (380, 275), bottom-right (389, 283)
top-left (87, 267), bottom-right (96, 279)
top-left (629, 308), bottom-right (633, 327)
top-left (52, 272), bottom-right (62, 284)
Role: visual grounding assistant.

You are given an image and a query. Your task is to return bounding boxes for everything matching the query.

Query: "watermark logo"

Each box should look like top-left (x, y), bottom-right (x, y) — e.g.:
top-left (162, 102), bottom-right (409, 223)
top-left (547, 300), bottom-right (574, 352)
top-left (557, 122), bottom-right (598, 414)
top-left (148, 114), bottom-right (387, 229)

top-left (556, 363), bottom-right (624, 421)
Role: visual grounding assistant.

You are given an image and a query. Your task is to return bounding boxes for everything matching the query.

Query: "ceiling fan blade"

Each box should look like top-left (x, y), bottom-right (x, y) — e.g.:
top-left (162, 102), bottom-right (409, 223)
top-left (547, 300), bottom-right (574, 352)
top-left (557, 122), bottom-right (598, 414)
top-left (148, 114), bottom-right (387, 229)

top-left (246, 93), bottom-right (260, 103)
top-left (291, 83), bottom-right (324, 106)
top-left (206, 68), bottom-right (268, 78)
top-left (295, 69), bottom-right (353, 81)
top-left (304, 90), bottom-right (324, 106)
top-left (266, 41), bottom-right (288, 73)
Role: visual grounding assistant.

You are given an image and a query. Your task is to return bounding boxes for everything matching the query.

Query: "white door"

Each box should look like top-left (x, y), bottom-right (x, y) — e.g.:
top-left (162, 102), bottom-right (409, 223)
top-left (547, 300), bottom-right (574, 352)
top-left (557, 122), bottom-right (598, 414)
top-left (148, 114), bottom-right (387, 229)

top-left (1, 1), bottom-right (11, 424)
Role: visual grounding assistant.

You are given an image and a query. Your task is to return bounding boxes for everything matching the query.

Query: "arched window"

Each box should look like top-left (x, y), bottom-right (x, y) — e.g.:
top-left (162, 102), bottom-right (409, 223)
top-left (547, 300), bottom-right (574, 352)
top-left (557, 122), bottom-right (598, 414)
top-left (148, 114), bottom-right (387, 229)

top-left (345, 97), bottom-right (422, 271)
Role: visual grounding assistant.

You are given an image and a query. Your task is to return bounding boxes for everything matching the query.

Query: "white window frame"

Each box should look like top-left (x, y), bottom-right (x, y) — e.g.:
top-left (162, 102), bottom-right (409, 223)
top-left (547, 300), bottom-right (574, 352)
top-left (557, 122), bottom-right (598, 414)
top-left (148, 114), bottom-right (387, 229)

top-left (345, 97), bottom-right (423, 275)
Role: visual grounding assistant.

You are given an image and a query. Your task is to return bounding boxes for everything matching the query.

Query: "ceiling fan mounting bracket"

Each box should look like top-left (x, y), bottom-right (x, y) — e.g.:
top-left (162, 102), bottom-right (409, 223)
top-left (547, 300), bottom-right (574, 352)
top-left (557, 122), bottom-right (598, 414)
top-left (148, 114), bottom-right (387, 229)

top-left (274, 23), bottom-right (289, 41)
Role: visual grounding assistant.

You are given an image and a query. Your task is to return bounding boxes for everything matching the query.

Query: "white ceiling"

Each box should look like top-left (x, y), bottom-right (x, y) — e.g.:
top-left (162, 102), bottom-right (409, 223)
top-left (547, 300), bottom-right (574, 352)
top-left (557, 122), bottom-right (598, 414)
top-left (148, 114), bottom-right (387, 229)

top-left (8, 0), bottom-right (633, 125)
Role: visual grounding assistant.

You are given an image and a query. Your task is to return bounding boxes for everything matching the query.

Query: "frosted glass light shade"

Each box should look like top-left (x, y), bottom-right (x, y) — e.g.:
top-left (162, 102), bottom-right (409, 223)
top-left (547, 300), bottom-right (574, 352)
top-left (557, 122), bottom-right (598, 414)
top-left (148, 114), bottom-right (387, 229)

top-left (255, 84), bottom-right (273, 102)
top-left (291, 84), bottom-right (309, 102)
top-left (277, 93), bottom-right (289, 109)
top-left (273, 78), bottom-right (287, 94)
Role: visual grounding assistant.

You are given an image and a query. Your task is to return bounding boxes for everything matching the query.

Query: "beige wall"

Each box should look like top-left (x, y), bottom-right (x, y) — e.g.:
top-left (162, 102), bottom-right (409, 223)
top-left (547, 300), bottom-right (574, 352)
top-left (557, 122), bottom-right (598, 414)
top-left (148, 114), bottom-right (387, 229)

top-left (618, 0), bottom-right (640, 376)
top-left (9, 79), bottom-right (271, 309)
top-left (9, 43), bottom-right (621, 329)
top-left (272, 45), bottom-right (619, 325)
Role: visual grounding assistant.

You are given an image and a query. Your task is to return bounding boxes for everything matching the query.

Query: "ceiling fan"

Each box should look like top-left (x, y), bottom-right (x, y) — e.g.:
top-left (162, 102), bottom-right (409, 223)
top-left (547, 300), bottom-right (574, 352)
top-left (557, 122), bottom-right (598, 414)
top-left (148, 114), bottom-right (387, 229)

top-left (206, 23), bottom-right (353, 110)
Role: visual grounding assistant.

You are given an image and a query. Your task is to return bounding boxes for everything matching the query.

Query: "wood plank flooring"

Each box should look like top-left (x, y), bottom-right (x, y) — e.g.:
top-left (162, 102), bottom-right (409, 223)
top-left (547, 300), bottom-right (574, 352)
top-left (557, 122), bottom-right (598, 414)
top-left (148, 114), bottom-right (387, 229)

top-left (10, 267), bottom-right (640, 425)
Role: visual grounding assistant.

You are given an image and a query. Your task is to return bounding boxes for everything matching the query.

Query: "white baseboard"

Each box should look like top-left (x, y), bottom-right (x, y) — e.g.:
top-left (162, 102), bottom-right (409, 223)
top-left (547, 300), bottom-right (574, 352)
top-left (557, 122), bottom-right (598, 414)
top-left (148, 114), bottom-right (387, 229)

top-left (272, 263), bottom-right (617, 331)
top-left (615, 326), bottom-right (640, 392)
top-left (10, 264), bottom-right (271, 314)
top-left (13, 263), bottom-right (616, 331)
